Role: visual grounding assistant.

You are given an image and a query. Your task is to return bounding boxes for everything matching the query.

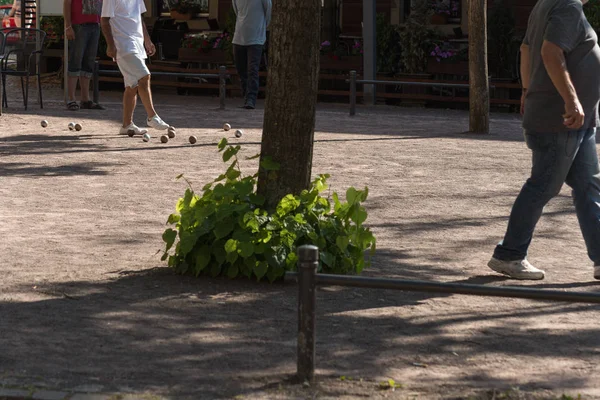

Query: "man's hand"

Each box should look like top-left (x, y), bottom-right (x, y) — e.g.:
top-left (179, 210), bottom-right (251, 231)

top-left (65, 26), bottom-right (75, 41)
top-left (106, 45), bottom-right (116, 59)
top-left (520, 90), bottom-right (527, 115)
top-left (145, 41), bottom-right (156, 57)
top-left (563, 99), bottom-right (585, 129)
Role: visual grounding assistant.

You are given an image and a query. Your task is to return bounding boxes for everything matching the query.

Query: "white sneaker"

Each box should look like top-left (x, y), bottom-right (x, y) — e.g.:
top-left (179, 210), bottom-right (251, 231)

top-left (119, 123), bottom-right (147, 135)
top-left (487, 257), bottom-right (545, 280)
top-left (147, 114), bottom-right (169, 130)
top-left (594, 265), bottom-right (600, 280)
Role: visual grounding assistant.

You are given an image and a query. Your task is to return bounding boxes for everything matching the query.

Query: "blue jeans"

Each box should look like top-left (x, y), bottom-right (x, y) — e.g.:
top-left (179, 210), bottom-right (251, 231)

top-left (68, 23), bottom-right (101, 78)
top-left (494, 128), bottom-right (600, 264)
top-left (233, 44), bottom-right (263, 106)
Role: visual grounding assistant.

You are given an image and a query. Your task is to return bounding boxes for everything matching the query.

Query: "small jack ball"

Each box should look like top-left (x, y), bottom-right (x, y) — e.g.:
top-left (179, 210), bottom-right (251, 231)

top-left (167, 130), bottom-right (176, 139)
top-left (235, 129), bottom-right (243, 138)
top-left (160, 135), bottom-right (169, 143)
top-left (189, 135), bottom-right (197, 144)
top-left (75, 123), bottom-right (82, 131)
top-left (142, 133), bottom-right (151, 142)
top-left (41, 120), bottom-right (48, 128)
top-left (68, 122), bottom-right (75, 131)
top-left (127, 129), bottom-right (135, 137)
top-left (223, 123), bottom-right (231, 131)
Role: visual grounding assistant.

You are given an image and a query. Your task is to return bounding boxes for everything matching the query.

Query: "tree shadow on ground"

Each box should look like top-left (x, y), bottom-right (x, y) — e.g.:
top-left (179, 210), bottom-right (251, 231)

top-left (1, 253), bottom-right (599, 399)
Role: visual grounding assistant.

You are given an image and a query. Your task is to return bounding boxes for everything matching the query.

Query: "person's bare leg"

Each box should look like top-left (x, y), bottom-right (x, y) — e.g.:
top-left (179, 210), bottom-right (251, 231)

top-left (68, 76), bottom-right (79, 102)
top-left (79, 76), bottom-right (91, 102)
top-left (122, 86), bottom-right (138, 127)
top-left (136, 74), bottom-right (157, 118)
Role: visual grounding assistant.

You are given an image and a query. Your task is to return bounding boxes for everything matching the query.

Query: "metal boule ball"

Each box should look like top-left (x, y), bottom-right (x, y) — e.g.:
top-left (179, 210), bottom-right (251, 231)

top-left (168, 130), bottom-right (176, 139)
top-left (41, 120), bottom-right (48, 128)
top-left (235, 129), bottom-right (243, 138)
top-left (160, 135), bottom-right (169, 143)
top-left (68, 122), bottom-right (75, 131)
top-left (75, 123), bottom-right (82, 131)
top-left (223, 123), bottom-right (231, 131)
top-left (127, 129), bottom-right (135, 137)
top-left (188, 135), bottom-right (197, 144)
top-left (142, 133), bottom-right (151, 142)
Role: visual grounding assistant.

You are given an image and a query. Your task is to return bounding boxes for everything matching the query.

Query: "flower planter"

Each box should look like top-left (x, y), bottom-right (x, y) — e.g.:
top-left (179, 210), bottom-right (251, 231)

top-left (178, 48), bottom-right (232, 64)
top-left (319, 55), bottom-right (362, 72)
top-left (169, 10), bottom-right (193, 20)
top-left (426, 57), bottom-right (469, 76)
top-left (430, 13), bottom-right (448, 25)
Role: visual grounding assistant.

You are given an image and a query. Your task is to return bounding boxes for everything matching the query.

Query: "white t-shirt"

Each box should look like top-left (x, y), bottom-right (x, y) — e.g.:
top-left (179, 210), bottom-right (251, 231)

top-left (101, 0), bottom-right (147, 60)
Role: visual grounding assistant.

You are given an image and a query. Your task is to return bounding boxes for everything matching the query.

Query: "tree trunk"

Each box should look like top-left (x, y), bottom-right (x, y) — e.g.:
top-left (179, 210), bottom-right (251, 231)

top-left (257, 0), bottom-right (321, 209)
top-left (468, 0), bottom-right (490, 134)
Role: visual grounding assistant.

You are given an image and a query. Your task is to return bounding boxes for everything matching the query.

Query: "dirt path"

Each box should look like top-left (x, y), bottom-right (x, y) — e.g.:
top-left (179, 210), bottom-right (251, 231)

top-left (0, 85), bottom-right (599, 399)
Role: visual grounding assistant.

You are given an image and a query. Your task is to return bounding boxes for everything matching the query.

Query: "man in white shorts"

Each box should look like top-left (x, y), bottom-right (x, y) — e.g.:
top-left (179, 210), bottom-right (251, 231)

top-left (100, 0), bottom-right (169, 135)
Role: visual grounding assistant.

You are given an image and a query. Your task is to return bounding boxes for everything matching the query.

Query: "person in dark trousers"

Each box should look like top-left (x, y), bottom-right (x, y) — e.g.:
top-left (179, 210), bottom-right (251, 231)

top-left (488, 0), bottom-right (600, 280)
top-left (232, 0), bottom-right (271, 109)
top-left (64, 0), bottom-right (105, 111)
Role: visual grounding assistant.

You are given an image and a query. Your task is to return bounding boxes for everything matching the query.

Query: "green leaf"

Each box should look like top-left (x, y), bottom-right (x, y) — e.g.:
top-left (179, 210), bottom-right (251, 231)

top-left (213, 245), bottom-right (226, 265)
top-left (214, 174), bottom-right (227, 183)
top-left (336, 236), bottom-right (350, 252)
top-left (202, 182), bottom-right (212, 191)
top-left (161, 252), bottom-right (169, 261)
top-left (175, 173), bottom-right (185, 180)
top-left (346, 187), bottom-right (358, 205)
top-left (166, 213), bottom-right (180, 225)
top-left (223, 146), bottom-right (239, 162)
top-left (351, 206), bottom-right (368, 225)
top-left (178, 232), bottom-right (196, 256)
top-left (260, 156), bottom-right (280, 171)
top-left (245, 153), bottom-right (260, 160)
top-left (249, 193), bottom-right (265, 206)
top-left (195, 245), bottom-right (211, 272)
top-left (276, 194), bottom-right (300, 217)
top-left (218, 138), bottom-right (228, 151)
top-left (332, 192), bottom-right (342, 212)
top-left (226, 168), bottom-right (241, 181)
top-left (210, 263), bottom-right (222, 277)
top-left (214, 219), bottom-right (234, 239)
top-left (254, 261), bottom-right (268, 279)
top-left (162, 228), bottom-right (178, 252)
top-left (227, 264), bottom-right (239, 278)
top-left (224, 238), bottom-right (238, 254)
top-left (238, 241), bottom-right (254, 257)
top-left (320, 251), bottom-right (335, 268)
top-left (226, 250), bottom-right (239, 264)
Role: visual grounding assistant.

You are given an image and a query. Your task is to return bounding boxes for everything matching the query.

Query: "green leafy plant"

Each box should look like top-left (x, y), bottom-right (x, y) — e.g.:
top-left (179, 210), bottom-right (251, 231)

top-left (376, 13), bottom-right (401, 74)
top-left (487, 0), bottom-right (520, 79)
top-left (585, 1), bottom-right (600, 35)
top-left (161, 139), bottom-right (376, 282)
top-left (398, 0), bottom-right (438, 74)
top-left (40, 16), bottom-right (64, 48)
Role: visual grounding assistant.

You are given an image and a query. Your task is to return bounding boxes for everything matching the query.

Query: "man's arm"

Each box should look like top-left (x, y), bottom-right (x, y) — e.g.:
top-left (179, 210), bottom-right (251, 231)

top-left (142, 19), bottom-right (155, 57)
top-left (63, 0), bottom-right (75, 40)
top-left (519, 43), bottom-right (530, 115)
top-left (100, 17), bottom-right (116, 59)
top-left (262, 0), bottom-right (272, 26)
top-left (541, 40), bottom-right (583, 129)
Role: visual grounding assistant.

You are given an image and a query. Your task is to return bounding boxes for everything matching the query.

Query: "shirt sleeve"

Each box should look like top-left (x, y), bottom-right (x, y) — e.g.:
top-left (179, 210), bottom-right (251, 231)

top-left (544, 3), bottom-right (584, 53)
top-left (263, 0), bottom-right (272, 27)
top-left (140, 0), bottom-right (146, 14)
top-left (232, 0), bottom-right (238, 15)
top-left (101, 0), bottom-right (115, 18)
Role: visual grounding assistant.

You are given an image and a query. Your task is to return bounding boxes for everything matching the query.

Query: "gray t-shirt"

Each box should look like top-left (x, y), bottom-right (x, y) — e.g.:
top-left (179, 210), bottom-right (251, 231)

top-left (523, 0), bottom-right (600, 132)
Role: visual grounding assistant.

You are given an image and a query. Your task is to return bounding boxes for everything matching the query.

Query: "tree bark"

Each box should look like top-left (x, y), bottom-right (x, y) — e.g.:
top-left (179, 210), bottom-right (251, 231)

top-left (257, 0), bottom-right (321, 209)
top-left (468, 0), bottom-right (489, 134)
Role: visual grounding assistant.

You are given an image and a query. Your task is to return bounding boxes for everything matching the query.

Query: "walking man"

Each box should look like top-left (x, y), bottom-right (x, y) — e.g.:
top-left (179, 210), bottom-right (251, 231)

top-left (101, 0), bottom-right (169, 135)
top-left (488, 0), bottom-right (600, 280)
top-left (64, 0), bottom-right (105, 111)
top-left (232, 0), bottom-right (271, 109)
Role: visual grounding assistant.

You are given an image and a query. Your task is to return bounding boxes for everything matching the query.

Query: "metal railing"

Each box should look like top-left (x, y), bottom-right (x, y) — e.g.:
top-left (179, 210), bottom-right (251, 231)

top-left (347, 70), bottom-right (496, 116)
top-left (91, 61), bottom-right (229, 110)
top-left (287, 244), bottom-right (600, 382)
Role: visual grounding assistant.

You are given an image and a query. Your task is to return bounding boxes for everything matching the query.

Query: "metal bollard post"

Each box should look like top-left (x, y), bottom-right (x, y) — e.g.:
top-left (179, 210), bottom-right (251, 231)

top-left (297, 245), bottom-right (318, 383)
top-left (219, 65), bottom-right (227, 110)
top-left (93, 61), bottom-right (100, 105)
top-left (349, 70), bottom-right (357, 117)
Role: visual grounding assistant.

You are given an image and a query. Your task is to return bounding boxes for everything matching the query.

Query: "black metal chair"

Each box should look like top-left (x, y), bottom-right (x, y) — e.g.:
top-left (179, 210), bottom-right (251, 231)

top-left (0, 27), bottom-right (46, 110)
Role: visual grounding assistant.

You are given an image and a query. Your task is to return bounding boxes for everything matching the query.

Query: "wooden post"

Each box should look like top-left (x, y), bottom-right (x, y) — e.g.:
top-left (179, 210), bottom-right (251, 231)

top-left (468, 0), bottom-right (489, 134)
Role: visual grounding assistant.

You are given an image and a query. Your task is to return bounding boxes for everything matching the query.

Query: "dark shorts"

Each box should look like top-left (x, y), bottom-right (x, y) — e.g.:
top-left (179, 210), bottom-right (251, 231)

top-left (68, 23), bottom-right (100, 78)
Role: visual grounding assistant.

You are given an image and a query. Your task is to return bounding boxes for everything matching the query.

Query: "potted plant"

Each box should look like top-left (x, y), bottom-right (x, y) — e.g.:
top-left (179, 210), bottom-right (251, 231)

top-left (319, 40), bottom-right (363, 71)
top-left (178, 32), bottom-right (233, 64)
top-left (167, 0), bottom-right (201, 20)
top-left (430, 0), bottom-right (450, 25)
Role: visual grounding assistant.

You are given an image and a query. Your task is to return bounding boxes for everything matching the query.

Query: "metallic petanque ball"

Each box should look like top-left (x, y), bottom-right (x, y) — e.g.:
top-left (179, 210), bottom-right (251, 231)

top-left (223, 123), bottom-right (231, 131)
top-left (68, 122), bottom-right (75, 131)
top-left (127, 129), bottom-right (135, 137)
top-left (160, 134), bottom-right (169, 143)
top-left (74, 123), bottom-right (82, 131)
top-left (235, 129), bottom-right (243, 138)
top-left (167, 130), bottom-right (176, 139)
top-left (189, 135), bottom-right (197, 144)
top-left (142, 133), bottom-right (151, 142)
top-left (41, 120), bottom-right (48, 128)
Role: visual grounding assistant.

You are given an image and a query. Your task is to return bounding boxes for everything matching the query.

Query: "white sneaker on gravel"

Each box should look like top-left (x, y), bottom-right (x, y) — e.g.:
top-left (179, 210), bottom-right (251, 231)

top-left (119, 123), bottom-right (147, 135)
top-left (147, 114), bottom-right (169, 130)
top-left (487, 257), bottom-right (545, 280)
top-left (594, 265), bottom-right (600, 280)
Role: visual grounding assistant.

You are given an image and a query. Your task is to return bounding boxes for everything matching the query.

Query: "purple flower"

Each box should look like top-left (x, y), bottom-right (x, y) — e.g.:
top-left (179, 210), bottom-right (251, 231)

top-left (321, 41), bottom-right (331, 47)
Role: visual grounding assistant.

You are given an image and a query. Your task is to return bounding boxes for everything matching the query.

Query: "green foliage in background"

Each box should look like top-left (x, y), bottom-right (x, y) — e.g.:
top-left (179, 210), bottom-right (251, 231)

top-left (162, 139), bottom-right (376, 282)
